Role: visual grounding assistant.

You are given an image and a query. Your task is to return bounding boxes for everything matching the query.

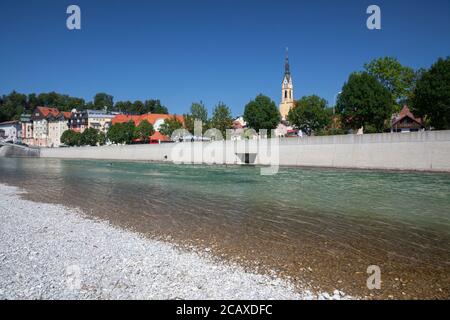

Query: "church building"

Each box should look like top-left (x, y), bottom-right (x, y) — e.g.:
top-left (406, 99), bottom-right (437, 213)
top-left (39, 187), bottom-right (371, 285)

top-left (279, 49), bottom-right (295, 121)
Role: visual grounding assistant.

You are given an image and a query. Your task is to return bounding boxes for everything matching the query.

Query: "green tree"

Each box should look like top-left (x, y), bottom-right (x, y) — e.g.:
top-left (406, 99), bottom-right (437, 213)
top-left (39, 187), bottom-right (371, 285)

top-left (184, 102), bottom-right (208, 134)
top-left (107, 123), bottom-right (126, 144)
top-left (337, 72), bottom-right (393, 133)
top-left (123, 121), bottom-right (137, 144)
top-left (364, 57), bottom-right (416, 108)
top-left (94, 93), bottom-right (114, 109)
top-left (135, 120), bottom-right (155, 143)
top-left (33, 92), bottom-right (85, 111)
top-left (412, 57), bottom-right (450, 130)
top-left (114, 101), bottom-right (133, 114)
top-left (0, 91), bottom-right (27, 122)
top-left (132, 100), bottom-right (145, 114)
top-left (152, 104), bottom-right (169, 114)
top-left (243, 94), bottom-right (281, 137)
top-left (288, 95), bottom-right (331, 136)
top-left (144, 99), bottom-right (168, 114)
top-left (210, 102), bottom-right (233, 138)
top-left (98, 131), bottom-right (107, 146)
top-left (60, 130), bottom-right (82, 146)
top-left (159, 116), bottom-right (184, 139)
top-left (81, 128), bottom-right (99, 146)
top-left (60, 130), bottom-right (74, 146)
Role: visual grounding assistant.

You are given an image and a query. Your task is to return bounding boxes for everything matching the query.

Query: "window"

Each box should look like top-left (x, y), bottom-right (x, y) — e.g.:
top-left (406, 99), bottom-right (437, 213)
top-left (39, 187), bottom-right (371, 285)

top-left (285, 91), bottom-right (287, 99)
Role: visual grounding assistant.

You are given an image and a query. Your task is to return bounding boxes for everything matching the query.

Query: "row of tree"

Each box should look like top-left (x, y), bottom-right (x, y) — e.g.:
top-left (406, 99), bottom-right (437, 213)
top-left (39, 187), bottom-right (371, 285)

top-left (155, 102), bottom-right (234, 139)
top-left (61, 120), bottom-right (156, 146)
top-left (159, 53), bottom-right (449, 140)
top-left (60, 128), bottom-right (107, 147)
top-left (107, 120), bottom-right (155, 144)
top-left (0, 92), bottom-right (169, 123)
top-left (282, 56), bottom-right (449, 135)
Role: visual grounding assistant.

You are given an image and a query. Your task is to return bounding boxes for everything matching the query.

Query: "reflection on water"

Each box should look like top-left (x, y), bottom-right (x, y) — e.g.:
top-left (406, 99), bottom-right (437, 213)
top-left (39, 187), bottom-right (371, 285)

top-left (0, 158), bottom-right (449, 298)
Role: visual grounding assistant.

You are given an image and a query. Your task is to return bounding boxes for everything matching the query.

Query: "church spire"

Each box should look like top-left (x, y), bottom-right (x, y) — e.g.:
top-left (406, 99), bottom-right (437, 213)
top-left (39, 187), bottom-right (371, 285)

top-left (279, 47), bottom-right (294, 121)
top-left (284, 47), bottom-right (290, 76)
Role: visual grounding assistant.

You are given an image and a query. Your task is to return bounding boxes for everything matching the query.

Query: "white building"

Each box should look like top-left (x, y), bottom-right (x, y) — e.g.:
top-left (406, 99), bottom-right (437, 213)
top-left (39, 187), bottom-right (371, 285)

top-left (0, 121), bottom-right (21, 143)
top-left (31, 107), bottom-right (71, 147)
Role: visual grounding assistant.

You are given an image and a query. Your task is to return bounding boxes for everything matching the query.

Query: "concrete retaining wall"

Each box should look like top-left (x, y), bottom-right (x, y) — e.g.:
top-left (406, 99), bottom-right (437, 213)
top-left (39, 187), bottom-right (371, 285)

top-left (0, 144), bottom-right (40, 158)
top-left (38, 131), bottom-right (450, 172)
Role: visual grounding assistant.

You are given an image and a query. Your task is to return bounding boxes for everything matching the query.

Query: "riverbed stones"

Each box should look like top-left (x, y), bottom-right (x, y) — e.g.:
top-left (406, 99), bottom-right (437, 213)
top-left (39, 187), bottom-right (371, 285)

top-left (0, 184), bottom-right (351, 300)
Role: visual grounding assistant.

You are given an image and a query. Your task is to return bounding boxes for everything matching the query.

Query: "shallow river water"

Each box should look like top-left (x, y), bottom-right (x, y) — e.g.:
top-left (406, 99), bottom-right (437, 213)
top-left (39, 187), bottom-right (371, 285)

top-left (0, 158), bottom-right (449, 299)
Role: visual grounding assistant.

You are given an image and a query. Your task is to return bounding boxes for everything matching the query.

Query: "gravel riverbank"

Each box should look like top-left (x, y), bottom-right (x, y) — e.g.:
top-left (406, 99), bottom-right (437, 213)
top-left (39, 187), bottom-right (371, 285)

top-left (0, 184), bottom-right (351, 300)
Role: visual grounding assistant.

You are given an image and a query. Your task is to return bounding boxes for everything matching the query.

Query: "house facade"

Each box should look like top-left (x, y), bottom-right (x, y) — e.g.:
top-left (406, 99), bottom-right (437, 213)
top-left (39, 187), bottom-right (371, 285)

top-left (0, 120), bottom-right (21, 143)
top-left (30, 107), bottom-right (71, 147)
top-left (69, 110), bottom-right (88, 133)
top-left (391, 105), bottom-right (424, 133)
top-left (48, 112), bottom-right (71, 147)
top-left (86, 109), bottom-right (115, 133)
top-left (20, 114), bottom-right (33, 145)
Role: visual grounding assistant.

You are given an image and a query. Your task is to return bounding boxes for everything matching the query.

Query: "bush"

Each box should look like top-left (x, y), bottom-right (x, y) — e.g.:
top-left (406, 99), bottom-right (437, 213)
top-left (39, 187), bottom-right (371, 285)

top-left (337, 72), bottom-right (393, 133)
top-left (243, 94), bottom-right (280, 137)
top-left (98, 132), bottom-right (106, 146)
top-left (412, 57), bottom-right (450, 130)
top-left (81, 128), bottom-right (99, 146)
top-left (135, 120), bottom-right (155, 143)
top-left (60, 130), bottom-right (82, 146)
top-left (107, 121), bottom-right (136, 144)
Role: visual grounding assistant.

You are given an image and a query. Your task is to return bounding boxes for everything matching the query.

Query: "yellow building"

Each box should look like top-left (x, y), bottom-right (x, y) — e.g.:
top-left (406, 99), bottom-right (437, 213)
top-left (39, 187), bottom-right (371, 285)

top-left (279, 49), bottom-right (294, 121)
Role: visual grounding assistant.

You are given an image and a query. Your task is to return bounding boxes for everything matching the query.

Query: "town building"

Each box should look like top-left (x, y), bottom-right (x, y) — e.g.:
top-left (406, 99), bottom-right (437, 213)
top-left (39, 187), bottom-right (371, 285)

top-left (279, 49), bottom-right (295, 121)
top-left (232, 116), bottom-right (247, 129)
top-left (86, 109), bottom-right (116, 133)
top-left (68, 109), bottom-right (117, 133)
top-left (112, 114), bottom-right (184, 143)
top-left (0, 120), bottom-right (21, 143)
top-left (391, 105), bottom-right (424, 133)
top-left (275, 121), bottom-right (295, 137)
top-left (48, 111), bottom-right (71, 147)
top-left (68, 109), bottom-right (88, 133)
top-left (229, 116), bottom-right (247, 140)
top-left (30, 106), bottom-right (72, 147)
top-left (20, 114), bottom-right (33, 145)
top-left (31, 107), bottom-right (59, 147)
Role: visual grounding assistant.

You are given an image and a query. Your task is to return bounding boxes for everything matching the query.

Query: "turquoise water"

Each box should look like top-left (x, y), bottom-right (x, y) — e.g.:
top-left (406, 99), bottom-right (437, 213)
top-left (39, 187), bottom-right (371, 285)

top-left (1, 158), bottom-right (449, 297)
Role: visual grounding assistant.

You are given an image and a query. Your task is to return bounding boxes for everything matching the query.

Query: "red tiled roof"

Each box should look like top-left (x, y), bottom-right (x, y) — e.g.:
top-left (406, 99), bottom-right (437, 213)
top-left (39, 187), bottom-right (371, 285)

top-left (37, 106), bottom-right (60, 118)
top-left (112, 114), bottom-right (184, 141)
top-left (62, 112), bottom-right (72, 119)
top-left (150, 131), bottom-right (170, 142)
top-left (112, 114), bottom-right (184, 126)
top-left (232, 120), bottom-right (244, 129)
top-left (392, 105), bottom-right (423, 126)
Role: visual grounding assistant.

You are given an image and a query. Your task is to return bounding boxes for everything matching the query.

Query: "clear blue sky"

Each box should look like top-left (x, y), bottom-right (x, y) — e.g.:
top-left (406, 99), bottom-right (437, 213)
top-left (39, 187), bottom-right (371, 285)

top-left (0, 0), bottom-right (449, 116)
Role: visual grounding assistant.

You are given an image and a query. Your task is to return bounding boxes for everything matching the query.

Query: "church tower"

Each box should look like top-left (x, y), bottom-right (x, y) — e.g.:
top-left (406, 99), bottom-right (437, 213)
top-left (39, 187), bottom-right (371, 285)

top-left (279, 48), bottom-right (294, 121)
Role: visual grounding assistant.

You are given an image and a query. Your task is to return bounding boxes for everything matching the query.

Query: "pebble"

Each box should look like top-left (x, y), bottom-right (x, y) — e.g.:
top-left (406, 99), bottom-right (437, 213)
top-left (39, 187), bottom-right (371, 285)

top-left (0, 184), bottom-right (353, 300)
